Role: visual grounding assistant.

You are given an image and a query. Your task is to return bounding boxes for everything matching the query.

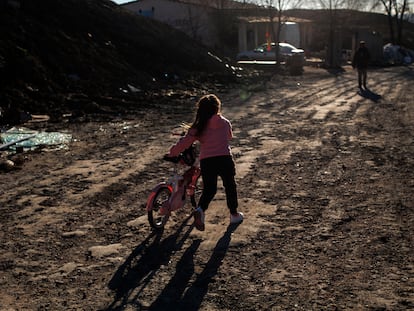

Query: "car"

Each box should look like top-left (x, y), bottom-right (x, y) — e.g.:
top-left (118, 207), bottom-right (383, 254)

top-left (236, 42), bottom-right (305, 64)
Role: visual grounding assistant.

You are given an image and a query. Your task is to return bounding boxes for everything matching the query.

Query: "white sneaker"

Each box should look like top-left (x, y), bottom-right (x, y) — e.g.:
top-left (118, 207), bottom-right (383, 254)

top-left (230, 212), bottom-right (244, 224)
top-left (194, 207), bottom-right (205, 231)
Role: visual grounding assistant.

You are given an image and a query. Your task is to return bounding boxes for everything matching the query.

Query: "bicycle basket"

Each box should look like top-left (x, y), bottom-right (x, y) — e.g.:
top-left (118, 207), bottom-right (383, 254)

top-left (180, 144), bottom-right (196, 166)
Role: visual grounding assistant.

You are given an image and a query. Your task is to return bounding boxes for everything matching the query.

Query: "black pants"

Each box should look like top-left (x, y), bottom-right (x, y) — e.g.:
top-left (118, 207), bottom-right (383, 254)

top-left (357, 67), bottom-right (367, 88)
top-left (198, 155), bottom-right (238, 214)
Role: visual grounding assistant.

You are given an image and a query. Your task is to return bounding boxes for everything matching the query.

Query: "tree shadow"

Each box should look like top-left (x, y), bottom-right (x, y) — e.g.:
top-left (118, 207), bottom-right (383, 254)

top-left (326, 66), bottom-right (346, 75)
top-left (399, 65), bottom-right (414, 79)
top-left (357, 88), bottom-right (382, 102)
top-left (104, 214), bottom-right (194, 311)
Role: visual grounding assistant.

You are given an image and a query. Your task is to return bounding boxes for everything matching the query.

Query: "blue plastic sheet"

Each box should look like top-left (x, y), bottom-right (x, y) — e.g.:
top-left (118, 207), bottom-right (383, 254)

top-left (0, 127), bottom-right (72, 150)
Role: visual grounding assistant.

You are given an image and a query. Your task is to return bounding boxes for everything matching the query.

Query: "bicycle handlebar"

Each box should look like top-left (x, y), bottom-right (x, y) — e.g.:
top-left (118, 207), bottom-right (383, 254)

top-left (163, 144), bottom-right (197, 166)
top-left (163, 154), bottom-right (180, 163)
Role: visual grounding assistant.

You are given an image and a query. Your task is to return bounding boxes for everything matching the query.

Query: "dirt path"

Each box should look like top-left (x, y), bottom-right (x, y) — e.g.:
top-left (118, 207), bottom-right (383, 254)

top-left (0, 65), bottom-right (413, 310)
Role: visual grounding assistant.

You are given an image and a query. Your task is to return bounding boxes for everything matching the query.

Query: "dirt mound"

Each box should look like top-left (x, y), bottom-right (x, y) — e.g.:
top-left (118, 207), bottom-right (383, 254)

top-left (0, 0), bottom-right (234, 122)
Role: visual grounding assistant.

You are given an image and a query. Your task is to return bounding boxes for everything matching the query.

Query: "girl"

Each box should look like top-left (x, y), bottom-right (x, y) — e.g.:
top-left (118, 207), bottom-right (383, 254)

top-left (168, 94), bottom-right (243, 231)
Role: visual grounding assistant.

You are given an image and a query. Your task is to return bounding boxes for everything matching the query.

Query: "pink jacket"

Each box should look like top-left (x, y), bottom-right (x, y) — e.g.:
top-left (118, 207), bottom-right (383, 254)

top-left (169, 114), bottom-right (233, 160)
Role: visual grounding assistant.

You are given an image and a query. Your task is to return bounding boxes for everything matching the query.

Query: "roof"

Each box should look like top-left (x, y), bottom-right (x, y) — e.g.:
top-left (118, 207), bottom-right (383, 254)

top-left (178, 0), bottom-right (258, 9)
top-left (120, 0), bottom-right (258, 9)
top-left (238, 16), bottom-right (311, 24)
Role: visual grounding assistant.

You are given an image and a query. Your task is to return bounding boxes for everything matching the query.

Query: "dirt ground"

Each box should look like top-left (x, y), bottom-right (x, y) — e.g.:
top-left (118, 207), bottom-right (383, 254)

top-left (0, 65), bottom-right (413, 311)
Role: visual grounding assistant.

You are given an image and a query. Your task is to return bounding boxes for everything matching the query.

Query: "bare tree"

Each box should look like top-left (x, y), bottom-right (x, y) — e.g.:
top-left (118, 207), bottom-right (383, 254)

top-left (213, 0), bottom-right (227, 8)
top-left (260, 0), bottom-right (303, 68)
top-left (372, 0), bottom-right (410, 45)
top-left (316, 0), bottom-right (371, 9)
top-left (314, 0), bottom-right (348, 67)
top-left (344, 0), bottom-right (368, 9)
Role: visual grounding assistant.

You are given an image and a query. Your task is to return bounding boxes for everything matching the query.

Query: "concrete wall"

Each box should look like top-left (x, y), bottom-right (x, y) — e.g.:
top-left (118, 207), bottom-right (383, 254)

top-left (238, 20), bottom-right (304, 52)
top-left (123, 0), bottom-right (214, 43)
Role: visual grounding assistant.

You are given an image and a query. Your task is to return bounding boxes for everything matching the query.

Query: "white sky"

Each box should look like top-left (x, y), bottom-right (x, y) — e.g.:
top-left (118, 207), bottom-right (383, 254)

top-left (110, 0), bottom-right (412, 13)
top-left (112, 0), bottom-right (133, 4)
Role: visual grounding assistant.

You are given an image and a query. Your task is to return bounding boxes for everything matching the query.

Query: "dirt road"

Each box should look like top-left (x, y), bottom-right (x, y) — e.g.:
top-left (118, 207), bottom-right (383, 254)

top-left (0, 65), bottom-right (413, 310)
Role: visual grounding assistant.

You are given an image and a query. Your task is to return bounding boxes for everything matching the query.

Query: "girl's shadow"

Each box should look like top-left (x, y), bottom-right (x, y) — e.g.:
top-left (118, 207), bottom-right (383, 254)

top-left (105, 215), bottom-right (194, 310)
top-left (170, 222), bottom-right (242, 311)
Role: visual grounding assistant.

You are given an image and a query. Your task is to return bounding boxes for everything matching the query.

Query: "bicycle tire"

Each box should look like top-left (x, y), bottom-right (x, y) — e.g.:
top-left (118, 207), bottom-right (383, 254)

top-left (147, 186), bottom-right (172, 229)
top-left (190, 175), bottom-right (203, 208)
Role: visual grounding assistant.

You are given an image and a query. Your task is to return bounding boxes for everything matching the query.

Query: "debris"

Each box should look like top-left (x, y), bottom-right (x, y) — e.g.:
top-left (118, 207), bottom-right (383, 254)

top-left (127, 84), bottom-right (141, 93)
top-left (0, 127), bottom-right (72, 151)
top-left (28, 115), bottom-right (50, 123)
top-left (0, 159), bottom-right (15, 171)
top-left (0, 133), bottom-right (36, 151)
top-left (383, 43), bottom-right (414, 65)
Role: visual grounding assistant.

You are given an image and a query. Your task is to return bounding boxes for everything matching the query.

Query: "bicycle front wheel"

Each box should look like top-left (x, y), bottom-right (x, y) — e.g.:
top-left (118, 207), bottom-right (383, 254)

top-left (147, 186), bottom-right (172, 229)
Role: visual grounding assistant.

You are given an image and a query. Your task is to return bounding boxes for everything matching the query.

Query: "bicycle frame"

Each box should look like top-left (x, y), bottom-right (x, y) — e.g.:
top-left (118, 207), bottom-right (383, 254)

top-left (146, 155), bottom-right (201, 229)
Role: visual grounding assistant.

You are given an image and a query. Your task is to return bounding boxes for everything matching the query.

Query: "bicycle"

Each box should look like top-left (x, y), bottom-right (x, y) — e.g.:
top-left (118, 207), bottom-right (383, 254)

top-left (145, 143), bottom-right (202, 229)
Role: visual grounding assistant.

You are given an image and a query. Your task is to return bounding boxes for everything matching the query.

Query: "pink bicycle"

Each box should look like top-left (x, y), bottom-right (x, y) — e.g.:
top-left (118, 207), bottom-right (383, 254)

top-left (145, 144), bottom-right (202, 229)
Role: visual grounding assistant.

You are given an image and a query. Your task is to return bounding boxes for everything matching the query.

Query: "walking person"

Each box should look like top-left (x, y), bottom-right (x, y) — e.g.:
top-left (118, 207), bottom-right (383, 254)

top-left (352, 40), bottom-right (371, 90)
top-left (167, 94), bottom-right (243, 231)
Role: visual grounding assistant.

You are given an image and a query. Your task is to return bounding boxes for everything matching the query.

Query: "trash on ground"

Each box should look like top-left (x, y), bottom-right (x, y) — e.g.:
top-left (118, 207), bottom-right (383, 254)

top-left (0, 127), bottom-right (72, 151)
top-left (383, 43), bottom-right (414, 65)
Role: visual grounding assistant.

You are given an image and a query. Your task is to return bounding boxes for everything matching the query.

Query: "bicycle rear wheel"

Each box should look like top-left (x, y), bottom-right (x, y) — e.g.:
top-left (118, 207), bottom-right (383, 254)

top-left (147, 186), bottom-right (172, 229)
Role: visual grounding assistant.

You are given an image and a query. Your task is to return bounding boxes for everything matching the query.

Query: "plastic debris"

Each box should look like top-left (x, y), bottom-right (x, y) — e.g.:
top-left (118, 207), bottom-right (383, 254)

top-left (0, 127), bottom-right (72, 151)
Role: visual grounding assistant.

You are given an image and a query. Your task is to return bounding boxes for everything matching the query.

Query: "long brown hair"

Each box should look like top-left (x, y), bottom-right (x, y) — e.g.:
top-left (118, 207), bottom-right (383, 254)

top-left (191, 94), bottom-right (221, 135)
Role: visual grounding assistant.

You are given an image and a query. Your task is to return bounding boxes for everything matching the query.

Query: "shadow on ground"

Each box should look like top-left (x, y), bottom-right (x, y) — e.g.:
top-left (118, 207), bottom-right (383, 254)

top-left (105, 215), bottom-right (194, 310)
top-left (358, 88), bottom-right (382, 102)
top-left (105, 220), bottom-right (241, 311)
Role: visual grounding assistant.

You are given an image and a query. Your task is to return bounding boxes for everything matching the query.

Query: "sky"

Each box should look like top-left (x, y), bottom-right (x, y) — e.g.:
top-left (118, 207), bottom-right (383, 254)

top-left (110, 0), bottom-right (413, 13)
top-left (112, 0), bottom-right (133, 4)
top-left (110, 0), bottom-right (317, 8)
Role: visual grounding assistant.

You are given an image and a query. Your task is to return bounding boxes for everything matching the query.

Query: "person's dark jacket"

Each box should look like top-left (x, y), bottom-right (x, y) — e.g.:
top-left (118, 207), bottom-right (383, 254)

top-left (352, 46), bottom-right (370, 69)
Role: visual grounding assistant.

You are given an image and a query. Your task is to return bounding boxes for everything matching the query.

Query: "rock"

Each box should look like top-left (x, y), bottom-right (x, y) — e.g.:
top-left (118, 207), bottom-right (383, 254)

top-left (88, 244), bottom-right (124, 259)
top-left (0, 159), bottom-right (15, 172)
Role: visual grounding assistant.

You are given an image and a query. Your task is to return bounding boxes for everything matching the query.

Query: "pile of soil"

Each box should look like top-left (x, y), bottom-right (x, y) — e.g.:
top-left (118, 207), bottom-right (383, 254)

top-left (0, 0), bottom-right (235, 124)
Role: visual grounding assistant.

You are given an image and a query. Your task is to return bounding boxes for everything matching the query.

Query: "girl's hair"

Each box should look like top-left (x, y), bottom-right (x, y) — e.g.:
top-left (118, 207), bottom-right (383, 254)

top-left (191, 94), bottom-right (221, 135)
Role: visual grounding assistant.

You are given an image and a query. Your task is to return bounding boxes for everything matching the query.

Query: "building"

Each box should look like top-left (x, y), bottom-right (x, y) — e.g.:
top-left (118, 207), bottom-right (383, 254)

top-left (121, 0), bottom-right (215, 44)
top-left (121, 0), bottom-right (310, 58)
top-left (237, 16), bottom-right (311, 52)
top-left (121, 1), bottom-right (384, 66)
